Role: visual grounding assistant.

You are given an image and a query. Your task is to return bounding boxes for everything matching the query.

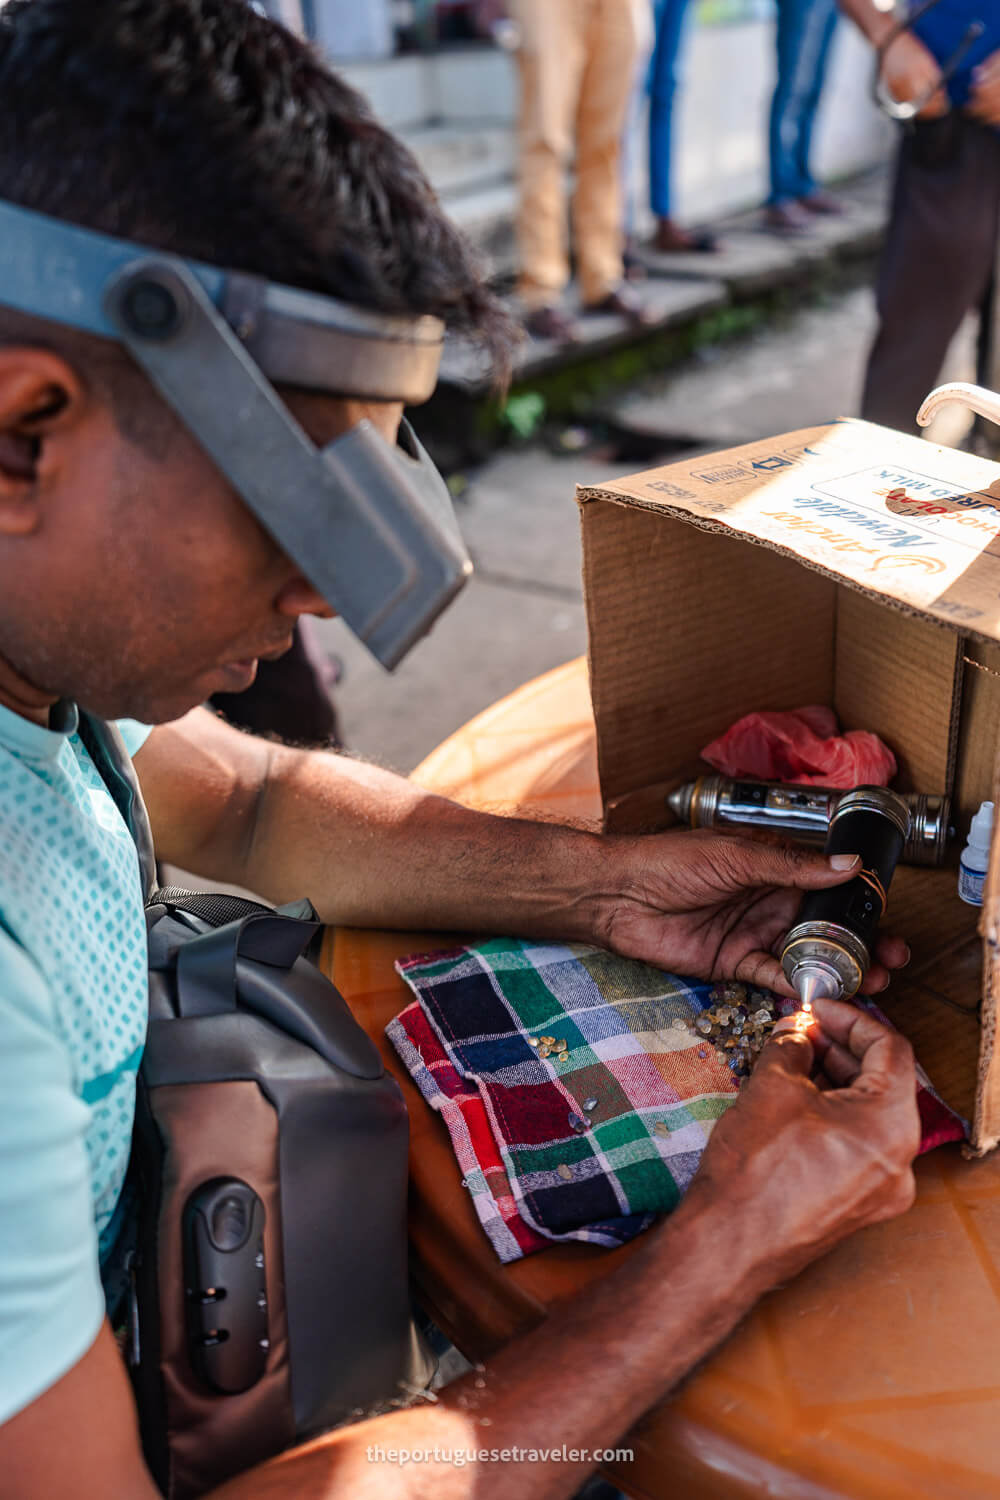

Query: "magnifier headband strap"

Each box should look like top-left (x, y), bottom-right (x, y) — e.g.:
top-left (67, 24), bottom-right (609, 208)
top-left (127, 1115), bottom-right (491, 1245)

top-left (0, 198), bottom-right (445, 403)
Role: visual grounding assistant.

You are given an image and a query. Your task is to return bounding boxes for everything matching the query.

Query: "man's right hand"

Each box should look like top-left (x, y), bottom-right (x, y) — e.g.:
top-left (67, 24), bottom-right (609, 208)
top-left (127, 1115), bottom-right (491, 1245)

top-left (880, 31), bottom-right (950, 119)
top-left (687, 996), bottom-right (920, 1289)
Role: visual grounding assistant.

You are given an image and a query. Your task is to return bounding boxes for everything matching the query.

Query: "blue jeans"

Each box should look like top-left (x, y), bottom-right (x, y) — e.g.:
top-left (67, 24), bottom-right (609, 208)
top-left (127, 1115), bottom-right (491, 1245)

top-left (647, 0), bottom-right (695, 220)
top-left (768, 0), bottom-right (838, 205)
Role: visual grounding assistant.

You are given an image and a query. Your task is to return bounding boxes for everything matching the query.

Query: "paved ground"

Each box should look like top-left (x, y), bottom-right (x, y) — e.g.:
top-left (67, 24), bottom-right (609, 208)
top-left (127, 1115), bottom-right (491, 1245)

top-left (313, 284), bottom-right (979, 775)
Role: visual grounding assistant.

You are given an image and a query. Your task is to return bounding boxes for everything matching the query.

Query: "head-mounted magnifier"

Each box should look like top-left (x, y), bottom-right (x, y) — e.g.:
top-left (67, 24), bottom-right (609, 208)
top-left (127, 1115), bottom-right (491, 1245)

top-left (0, 198), bottom-right (472, 668)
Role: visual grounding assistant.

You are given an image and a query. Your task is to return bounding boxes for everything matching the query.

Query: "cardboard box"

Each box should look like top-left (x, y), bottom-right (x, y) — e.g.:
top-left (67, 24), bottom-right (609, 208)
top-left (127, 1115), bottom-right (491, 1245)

top-left (579, 419), bottom-right (1000, 1153)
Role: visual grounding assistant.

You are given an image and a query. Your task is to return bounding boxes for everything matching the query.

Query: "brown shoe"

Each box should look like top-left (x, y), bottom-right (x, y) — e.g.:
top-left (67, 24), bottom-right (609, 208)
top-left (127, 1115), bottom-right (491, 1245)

top-left (651, 219), bottom-right (720, 254)
top-left (763, 200), bottom-right (813, 235)
top-left (798, 189), bottom-right (844, 216)
top-left (583, 285), bottom-right (657, 327)
top-left (524, 304), bottom-right (580, 344)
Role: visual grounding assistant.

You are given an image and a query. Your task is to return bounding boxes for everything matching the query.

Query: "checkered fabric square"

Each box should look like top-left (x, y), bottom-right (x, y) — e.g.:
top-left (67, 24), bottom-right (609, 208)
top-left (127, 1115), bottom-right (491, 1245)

top-left (387, 939), bottom-right (966, 1264)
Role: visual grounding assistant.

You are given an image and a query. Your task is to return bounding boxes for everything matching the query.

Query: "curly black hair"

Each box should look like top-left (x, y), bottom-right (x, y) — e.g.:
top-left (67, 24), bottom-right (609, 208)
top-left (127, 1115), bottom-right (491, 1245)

top-left (0, 0), bottom-right (514, 383)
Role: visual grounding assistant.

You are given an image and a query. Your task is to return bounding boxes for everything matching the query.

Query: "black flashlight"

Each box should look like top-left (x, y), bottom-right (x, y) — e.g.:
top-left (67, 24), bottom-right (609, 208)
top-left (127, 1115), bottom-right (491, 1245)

top-left (780, 786), bottom-right (910, 1008)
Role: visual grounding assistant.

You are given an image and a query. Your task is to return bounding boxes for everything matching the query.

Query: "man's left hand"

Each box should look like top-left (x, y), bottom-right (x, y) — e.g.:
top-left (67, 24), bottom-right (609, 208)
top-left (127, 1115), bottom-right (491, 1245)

top-left (967, 49), bottom-right (1000, 127)
top-left (601, 830), bottom-right (909, 995)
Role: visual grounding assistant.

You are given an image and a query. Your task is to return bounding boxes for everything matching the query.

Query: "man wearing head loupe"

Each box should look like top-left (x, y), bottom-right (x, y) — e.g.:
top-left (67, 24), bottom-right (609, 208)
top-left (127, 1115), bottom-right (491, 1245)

top-left (0, 3), bottom-right (920, 1496)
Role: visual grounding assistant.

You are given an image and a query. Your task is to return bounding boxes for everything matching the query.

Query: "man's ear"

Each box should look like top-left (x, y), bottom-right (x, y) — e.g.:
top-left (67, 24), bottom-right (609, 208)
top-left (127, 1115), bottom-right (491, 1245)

top-left (0, 347), bottom-right (85, 536)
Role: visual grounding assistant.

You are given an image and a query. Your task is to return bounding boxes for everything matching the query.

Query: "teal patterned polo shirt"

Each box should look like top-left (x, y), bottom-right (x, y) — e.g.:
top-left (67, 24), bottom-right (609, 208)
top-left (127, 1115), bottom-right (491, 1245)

top-left (0, 700), bottom-right (151, 1425)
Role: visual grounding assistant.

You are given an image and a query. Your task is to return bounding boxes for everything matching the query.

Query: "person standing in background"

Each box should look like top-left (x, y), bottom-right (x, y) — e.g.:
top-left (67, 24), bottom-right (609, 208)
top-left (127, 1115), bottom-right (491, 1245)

top-left (647, 0), bottom-right (718, 253)
top-left (507, 0), bottom-right (653, 343)
top-left (841, 0), bottom-right (1000, 433)
top-left (765, 0), bottom-right (842, 233)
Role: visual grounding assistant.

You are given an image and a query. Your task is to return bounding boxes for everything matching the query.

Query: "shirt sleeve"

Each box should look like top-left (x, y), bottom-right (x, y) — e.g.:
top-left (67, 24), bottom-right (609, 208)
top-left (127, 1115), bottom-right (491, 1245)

top-left (114, 719), bottom-right (153, 759)
top-left (0, 930), bottom-right (104, 1426)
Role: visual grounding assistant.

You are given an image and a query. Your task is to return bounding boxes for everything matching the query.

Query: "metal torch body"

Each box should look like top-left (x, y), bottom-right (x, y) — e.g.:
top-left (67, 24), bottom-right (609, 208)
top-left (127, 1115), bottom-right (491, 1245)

top-left (780, 787), bottom-right (910, 1005)
top-left (669, 775), bottom-right (949, 866)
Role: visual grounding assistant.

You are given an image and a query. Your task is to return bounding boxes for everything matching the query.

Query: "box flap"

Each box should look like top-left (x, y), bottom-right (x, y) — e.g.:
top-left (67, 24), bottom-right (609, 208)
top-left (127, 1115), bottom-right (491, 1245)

top-left (579, 420), bottom-right (1000, 645)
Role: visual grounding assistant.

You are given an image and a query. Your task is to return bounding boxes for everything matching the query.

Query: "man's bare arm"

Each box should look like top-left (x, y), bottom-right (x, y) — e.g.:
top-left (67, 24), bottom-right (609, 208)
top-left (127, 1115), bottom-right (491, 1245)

top-left (132, 707), bottom-right (608, 940)
top-left (0, 999), bottom-right (920, 1500)
top-left (131, 709), bottom-right (908, 992)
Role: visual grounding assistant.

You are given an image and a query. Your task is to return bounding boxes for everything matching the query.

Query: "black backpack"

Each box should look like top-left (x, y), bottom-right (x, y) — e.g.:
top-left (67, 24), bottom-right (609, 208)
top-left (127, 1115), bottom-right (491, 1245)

top-left (81, 717), bottom-right (427, 1499)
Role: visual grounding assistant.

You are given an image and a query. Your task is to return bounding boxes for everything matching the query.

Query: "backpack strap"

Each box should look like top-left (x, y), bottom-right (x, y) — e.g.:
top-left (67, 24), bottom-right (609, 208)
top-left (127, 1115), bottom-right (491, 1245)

top-left (77, 714), bottom-right (158, 901)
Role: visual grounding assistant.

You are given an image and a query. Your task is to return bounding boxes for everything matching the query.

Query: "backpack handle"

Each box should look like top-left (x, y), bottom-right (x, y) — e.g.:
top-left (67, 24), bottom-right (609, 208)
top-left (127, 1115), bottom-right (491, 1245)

top-left (175, 912), bottom-right (321, 1018)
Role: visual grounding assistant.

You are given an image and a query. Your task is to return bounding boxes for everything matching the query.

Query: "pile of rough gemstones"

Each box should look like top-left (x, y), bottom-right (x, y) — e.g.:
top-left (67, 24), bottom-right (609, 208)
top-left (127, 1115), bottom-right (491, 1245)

top-left (677, 982), bottom-right (781, 1080)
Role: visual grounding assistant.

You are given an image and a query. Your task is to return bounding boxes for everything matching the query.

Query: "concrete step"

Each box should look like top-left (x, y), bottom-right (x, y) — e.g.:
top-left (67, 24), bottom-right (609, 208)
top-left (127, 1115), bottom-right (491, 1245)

top-left (439, 179), bottom-right (518, 276)
top-left (340, 45), bottom-right (515, 131)
top-left (636, 172), bottom-right (890, 297)
top-left (405, 122), bottom-right (515, 201)
top-left (436, 168), bottom-right (891, 402)
top-left (398, 120), bottom-right (518, 274)
top-left (439, 277), bottom-right (729, 395)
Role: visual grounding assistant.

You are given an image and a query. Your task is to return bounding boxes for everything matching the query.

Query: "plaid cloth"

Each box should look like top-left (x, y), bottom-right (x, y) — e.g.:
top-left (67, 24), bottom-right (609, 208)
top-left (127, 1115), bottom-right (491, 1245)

top-left (387, 939), bottom-right (966, 1264)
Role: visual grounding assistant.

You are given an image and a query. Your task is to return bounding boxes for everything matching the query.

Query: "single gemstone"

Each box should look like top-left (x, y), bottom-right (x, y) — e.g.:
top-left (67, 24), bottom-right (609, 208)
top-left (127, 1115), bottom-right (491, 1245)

top-left (653, 1120), bottom-right (669, 1137)
top-left (554, 1039), bottom-right (568, 1053)
top-left (583, 1096), bottom-right (599, 1112)
top-left (528, 1037), bottom-right (539, 1047)
top-left (696, 1017), bottom-right (712, 1034)
top-left (538, 1046), bottom-right (552, 1059)
top-left (671, 1017), bottom-right (688, 1031)
top-left (568, 1112), bottom-right (585, 1133)
top-left (557, 1163), bottom-right (573, 1181)
top-left (717, 1007), bottom-right (732, 1025)
top-left (540, 1036), bottom-right (556, 1046)
top-left (753, 1009), bottom-right (771, 1025)
top-left (698, 1047), bottom-right (708, 1058)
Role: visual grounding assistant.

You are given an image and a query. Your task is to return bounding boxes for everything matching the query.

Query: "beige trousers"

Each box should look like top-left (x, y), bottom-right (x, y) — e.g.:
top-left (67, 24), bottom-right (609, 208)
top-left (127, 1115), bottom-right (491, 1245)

top-left (512, 0), bottom-right (647, 309)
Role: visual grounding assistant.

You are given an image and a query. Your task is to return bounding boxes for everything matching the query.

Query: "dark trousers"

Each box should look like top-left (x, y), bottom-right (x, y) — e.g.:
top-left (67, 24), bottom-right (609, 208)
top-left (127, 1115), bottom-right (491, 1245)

top-left (861, 117), bottom-right (1000, 434)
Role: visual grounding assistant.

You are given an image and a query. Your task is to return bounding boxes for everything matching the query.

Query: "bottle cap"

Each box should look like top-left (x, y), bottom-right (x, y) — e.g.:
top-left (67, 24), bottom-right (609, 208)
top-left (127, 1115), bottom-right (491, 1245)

top-left (969, 800), bottom-right (995, 851)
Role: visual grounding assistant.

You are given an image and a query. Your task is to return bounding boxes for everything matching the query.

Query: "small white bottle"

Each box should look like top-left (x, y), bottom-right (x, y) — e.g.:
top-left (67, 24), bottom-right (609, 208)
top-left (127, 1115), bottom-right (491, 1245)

top-left (958, 800), bottom-right (994, 907)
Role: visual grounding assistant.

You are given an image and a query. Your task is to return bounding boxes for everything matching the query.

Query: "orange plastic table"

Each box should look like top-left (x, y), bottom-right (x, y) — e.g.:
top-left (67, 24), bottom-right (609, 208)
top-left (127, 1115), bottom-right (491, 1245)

top-left (323, 659), bottom-right (1000, 1500)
